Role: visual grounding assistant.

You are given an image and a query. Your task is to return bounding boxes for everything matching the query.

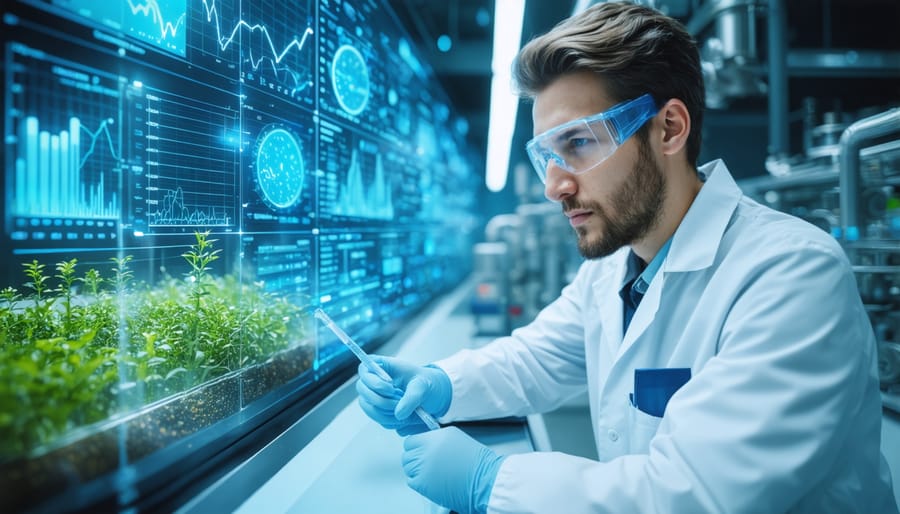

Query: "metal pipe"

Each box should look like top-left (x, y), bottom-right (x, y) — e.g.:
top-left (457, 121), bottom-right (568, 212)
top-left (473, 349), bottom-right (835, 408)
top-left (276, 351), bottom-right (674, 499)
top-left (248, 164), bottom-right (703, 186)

top-left (839, 108), bottom-right (900, 240)
top-left (685, 0), bottom-right (762, 35)
top-left (767, 0), bottom-right (789, 160)
top-left (714, 4), bottom-right (756, 63)
top-left (484, 214), bottom-right (521, 242)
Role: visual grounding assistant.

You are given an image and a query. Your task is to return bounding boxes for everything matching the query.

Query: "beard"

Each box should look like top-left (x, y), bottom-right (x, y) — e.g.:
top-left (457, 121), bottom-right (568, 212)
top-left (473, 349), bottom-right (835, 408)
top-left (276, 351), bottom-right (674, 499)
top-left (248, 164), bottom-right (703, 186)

top-left (563, 140), bottom-right (666, 259)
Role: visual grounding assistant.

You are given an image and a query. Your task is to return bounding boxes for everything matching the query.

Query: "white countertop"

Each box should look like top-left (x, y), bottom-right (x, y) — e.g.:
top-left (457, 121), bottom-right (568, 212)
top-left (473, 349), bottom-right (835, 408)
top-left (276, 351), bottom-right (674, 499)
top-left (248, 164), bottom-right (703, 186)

top-left (181, 280), bottom-right (538, 514)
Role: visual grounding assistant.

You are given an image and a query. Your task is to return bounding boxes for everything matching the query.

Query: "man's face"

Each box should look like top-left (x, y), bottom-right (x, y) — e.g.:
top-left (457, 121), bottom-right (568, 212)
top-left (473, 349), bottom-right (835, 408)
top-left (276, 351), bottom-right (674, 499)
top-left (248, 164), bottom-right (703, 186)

top-left (532, 72), bottom-right (665, 259)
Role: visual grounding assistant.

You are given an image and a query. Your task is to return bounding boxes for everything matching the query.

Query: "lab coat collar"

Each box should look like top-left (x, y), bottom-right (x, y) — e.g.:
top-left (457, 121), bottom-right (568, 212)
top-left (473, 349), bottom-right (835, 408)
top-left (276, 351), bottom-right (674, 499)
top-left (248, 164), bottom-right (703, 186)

top-left (665, 159), bottom-right (742, 273)
top-left (593, 248), bottom-right (629, 349)
top-left (611, 160), bottom-right (740, 358)
top-left (590, 160), bottom-right (741, 354)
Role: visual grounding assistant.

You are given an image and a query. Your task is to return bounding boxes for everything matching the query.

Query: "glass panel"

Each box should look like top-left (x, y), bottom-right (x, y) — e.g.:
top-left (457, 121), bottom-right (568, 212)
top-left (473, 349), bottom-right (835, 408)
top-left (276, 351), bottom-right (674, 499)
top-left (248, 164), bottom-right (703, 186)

top-left (0, 0), bottom-right (480, 510)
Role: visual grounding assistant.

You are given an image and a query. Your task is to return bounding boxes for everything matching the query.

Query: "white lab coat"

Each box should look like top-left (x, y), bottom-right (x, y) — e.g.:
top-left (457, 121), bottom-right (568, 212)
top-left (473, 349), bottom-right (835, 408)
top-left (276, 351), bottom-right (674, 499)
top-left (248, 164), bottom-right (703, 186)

top-left (435, 160), bottom-right (897, 514)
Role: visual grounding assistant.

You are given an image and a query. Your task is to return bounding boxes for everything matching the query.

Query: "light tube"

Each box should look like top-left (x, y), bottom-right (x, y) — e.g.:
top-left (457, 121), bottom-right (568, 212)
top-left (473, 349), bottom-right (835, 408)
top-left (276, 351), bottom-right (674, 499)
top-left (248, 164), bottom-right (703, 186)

top-left (485, 0), bottom-right (526, 192)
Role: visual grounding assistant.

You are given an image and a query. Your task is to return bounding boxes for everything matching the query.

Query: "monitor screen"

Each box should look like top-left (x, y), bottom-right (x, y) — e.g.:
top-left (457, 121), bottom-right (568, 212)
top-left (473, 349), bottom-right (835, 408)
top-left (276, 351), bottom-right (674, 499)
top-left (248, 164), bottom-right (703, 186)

top-left (0, 0), bottom-right (482, 506)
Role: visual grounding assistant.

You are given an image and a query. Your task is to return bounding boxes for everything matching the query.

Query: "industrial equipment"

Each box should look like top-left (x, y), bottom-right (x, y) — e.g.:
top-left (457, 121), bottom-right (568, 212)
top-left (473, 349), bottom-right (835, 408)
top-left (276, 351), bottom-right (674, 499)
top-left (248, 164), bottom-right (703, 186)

top-left (739, 108), bottom-right (900, 411)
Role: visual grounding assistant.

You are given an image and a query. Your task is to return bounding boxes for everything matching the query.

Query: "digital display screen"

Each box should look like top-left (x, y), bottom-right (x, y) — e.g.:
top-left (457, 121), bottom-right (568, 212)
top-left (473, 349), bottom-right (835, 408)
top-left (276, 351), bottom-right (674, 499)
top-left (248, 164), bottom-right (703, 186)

top-left (1, 0), bottom-right (480, 376)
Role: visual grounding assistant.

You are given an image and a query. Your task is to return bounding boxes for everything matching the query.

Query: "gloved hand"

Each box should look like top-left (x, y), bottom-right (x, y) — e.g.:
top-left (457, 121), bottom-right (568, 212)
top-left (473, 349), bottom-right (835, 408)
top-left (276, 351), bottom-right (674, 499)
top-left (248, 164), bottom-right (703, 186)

top-left (402, 426), bottom-right (506, 514)
top-left (356, 356), bottom-right (452, 436)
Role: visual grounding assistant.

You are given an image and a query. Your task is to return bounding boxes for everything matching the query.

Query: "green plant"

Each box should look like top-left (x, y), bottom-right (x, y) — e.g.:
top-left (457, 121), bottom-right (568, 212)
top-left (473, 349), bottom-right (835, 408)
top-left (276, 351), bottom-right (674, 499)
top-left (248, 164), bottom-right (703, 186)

top-left (0, 231), bottom-right (311, 460)
top-left (22, 260), bottom-right (49, 301)
top-left (55, 259), bottom-right (78, 335)
top-left (0, 287), bottom-right (21, 346)
top-left (0, 330), bottom-right (117, 454)
top-left (182, 230), bottom-right (221, 312)
top-left (80, 268), bottom-right (103, 297)
top-left (21, 260), bottom-right (55, 341)
top-left (111, 255), bottom-right (133, 294)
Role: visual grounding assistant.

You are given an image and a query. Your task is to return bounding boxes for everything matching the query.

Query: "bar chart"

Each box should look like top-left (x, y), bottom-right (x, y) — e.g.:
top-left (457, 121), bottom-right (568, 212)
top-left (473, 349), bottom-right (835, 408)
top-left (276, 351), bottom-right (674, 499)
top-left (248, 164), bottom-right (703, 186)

top-left (4, 43), bottom-right (123, 241)
top-left (13, 116), bottom-right (119, 220)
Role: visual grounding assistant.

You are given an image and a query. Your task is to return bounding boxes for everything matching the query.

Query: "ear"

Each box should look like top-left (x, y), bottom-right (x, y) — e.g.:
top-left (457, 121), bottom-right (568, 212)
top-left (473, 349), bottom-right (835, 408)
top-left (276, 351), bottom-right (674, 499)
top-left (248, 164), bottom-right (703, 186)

top-left (657, 99), bottom-right (691, 157)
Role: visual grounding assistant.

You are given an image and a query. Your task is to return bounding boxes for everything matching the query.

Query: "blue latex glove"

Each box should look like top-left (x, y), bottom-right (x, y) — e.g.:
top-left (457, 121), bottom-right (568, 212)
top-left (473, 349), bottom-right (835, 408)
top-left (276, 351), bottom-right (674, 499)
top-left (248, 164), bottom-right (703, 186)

top-left (402, 426), bottom-right (505, 514)
top-left (356, 355), bottom-right (452, 436)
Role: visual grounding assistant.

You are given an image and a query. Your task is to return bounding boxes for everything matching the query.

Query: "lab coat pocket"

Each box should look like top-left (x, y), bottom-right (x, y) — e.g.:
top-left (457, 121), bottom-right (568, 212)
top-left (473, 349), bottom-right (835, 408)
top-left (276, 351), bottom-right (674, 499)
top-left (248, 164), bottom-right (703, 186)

top-left (627, 403), bottom-right (662, 454)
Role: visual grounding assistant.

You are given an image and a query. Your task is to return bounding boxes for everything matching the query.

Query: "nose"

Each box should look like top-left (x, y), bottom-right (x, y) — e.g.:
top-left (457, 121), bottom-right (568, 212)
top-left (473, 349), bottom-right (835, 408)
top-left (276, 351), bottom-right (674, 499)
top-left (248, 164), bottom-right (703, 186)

top-left (543, 161), bottom-right (576, 202)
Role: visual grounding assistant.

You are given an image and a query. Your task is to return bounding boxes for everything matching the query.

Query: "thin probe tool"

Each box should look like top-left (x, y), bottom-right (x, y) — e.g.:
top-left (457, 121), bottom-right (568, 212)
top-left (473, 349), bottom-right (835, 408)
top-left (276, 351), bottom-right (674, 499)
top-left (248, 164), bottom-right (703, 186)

top-left (313, 308), bottom-right (441, 431)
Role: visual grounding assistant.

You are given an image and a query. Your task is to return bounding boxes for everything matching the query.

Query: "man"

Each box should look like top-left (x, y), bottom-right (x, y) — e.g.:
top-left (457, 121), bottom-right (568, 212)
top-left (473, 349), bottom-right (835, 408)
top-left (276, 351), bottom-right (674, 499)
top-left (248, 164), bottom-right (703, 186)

top-left (357, 2), bottom-right (897, 513)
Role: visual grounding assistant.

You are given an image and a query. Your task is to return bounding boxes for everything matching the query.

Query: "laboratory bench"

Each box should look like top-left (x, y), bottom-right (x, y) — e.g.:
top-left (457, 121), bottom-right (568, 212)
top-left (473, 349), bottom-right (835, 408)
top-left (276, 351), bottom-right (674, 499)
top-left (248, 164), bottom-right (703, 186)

top-left (175, 280), bottom-right (550, 514)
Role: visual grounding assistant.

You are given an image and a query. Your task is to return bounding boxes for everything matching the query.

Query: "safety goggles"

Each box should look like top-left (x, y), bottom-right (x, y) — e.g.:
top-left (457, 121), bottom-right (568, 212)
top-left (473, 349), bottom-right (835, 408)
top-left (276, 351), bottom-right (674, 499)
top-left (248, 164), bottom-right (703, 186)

top-left (525, 93), bottom-right (659, 183)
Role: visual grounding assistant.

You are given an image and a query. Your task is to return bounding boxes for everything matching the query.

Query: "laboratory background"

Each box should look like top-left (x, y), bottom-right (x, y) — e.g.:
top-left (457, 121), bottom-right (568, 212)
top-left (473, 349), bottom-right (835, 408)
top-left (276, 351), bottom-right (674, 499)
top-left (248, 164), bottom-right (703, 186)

top-left (0, 0), bottom-right (898, 512)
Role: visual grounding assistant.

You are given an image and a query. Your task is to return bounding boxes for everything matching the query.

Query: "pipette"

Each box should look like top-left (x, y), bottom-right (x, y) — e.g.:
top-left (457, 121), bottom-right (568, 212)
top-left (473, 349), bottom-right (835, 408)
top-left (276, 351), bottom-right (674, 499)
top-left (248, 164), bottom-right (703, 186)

top-left (313, 308), bottom-right (441, 431)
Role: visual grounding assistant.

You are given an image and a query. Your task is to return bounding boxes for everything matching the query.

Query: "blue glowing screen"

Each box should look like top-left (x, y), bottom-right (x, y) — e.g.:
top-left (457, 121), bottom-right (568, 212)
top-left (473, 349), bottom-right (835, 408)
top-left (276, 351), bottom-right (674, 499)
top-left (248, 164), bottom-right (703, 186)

top-left (1, 0), bottom-right (481, 373)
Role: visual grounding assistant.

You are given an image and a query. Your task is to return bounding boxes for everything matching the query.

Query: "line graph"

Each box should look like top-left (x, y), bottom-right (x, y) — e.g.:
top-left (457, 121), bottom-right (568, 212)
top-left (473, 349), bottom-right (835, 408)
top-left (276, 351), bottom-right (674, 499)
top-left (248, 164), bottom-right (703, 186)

top-left (52, 0), bottom-right (187, 55)
top-left (141, 85), bottom-right (238, 231)
top-left (147, 187), bottom-right (231, 226)
top-left (333, 148), bottom-right (394, 220)
top-left (78, 118), bottom-right (121, 169)
top-left (127, 0), bottom-right (186, 43)
top-left (200, 0), bottom-right (315, 99)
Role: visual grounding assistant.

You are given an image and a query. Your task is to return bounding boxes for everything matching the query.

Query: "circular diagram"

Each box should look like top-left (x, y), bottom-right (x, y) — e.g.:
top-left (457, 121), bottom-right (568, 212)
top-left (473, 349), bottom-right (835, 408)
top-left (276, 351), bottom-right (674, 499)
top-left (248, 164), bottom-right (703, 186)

top-left (255, 127), bottom-right (305, 209)
top-left (331, 44), bottom-right (370, 116)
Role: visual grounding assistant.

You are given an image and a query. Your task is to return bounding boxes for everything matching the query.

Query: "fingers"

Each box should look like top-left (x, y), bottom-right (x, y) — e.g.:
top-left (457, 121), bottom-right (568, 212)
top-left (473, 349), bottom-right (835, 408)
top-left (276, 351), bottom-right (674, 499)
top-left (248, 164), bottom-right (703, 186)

top-left (396, 421), bottom-right (428, 436)
top-left (400, 428), bottom-right (454, 487)
top-left (370, 355), bottom-right (417, 387)
top-left (358, 396), bottom-right (427, 432)
top-left (357, 395), bottom-right (407, 429)
top-left (361, 358), bottom-right (430, 421)
top-left (356, 373), bottom-right (427, 432)
top-left (395, 375), bottom-right (429, 420)
top-left (356, 378), bottom-right (399, 410)
top-left (358, 363), bottom-right (405, 396)
top-left (356, 355), bottom-right (435, 434)
top-left (401, 431), bottom-right (431, 485)
top-left (370, 355), bottom-right (402, 377)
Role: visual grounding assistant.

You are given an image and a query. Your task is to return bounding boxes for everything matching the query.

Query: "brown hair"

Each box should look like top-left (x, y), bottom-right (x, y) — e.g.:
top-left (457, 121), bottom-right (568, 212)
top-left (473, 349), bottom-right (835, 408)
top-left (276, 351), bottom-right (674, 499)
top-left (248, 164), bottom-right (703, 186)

top-left (513, 1), bottom-right (705, 165)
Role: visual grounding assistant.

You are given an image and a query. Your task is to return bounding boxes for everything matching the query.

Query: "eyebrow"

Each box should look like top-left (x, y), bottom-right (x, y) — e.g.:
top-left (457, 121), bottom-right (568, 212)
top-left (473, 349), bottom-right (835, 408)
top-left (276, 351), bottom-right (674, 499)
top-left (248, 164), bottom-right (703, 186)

top-left (552, 125), bottom-right (591, 146)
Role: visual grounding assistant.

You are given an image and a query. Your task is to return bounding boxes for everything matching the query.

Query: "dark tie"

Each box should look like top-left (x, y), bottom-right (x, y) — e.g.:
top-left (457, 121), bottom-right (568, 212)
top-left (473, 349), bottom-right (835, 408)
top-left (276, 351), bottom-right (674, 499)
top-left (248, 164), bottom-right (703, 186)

top-left (621, 277), bottom-right (645, 334)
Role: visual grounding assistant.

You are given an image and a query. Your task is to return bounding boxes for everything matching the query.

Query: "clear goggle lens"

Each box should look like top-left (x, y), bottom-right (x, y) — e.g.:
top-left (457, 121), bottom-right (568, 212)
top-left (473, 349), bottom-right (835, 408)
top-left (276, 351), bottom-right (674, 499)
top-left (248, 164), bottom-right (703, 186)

top-left (525, 93), bottom-right (659, 183)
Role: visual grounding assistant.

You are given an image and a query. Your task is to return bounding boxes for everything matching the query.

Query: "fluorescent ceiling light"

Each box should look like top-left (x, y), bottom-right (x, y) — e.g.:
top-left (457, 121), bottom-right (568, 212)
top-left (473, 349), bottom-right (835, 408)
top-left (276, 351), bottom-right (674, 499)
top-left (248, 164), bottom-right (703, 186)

top-left (485, 0), bottom-right (526, 193)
